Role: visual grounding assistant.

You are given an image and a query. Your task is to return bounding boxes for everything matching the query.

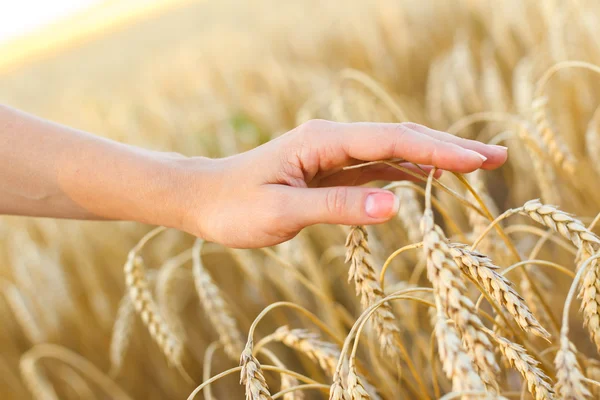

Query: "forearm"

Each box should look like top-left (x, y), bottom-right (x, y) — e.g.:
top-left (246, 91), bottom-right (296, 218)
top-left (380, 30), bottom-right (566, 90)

top-left (0, 104), bottom-right (192, 227)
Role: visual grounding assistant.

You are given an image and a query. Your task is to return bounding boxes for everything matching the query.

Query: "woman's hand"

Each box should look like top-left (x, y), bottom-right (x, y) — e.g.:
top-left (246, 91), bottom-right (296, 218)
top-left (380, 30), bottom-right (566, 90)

top-left (0, 105), bottom-right (506, 248)
top-left (173, 120), bottom-right (507, 248)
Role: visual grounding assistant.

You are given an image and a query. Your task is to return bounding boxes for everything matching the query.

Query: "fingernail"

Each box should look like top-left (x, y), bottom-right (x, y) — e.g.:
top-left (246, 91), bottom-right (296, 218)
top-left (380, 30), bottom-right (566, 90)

top-left (466, 149), bottom-right (487, 162)
top-left (365, 192), bottom-right (399, 219)
top-left (490, 145), bottom-right (508, 151)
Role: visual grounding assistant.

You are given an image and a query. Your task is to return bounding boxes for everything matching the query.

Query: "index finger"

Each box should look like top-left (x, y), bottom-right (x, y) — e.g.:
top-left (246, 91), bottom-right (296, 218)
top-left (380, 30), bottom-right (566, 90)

top-left (294, 120), bottom-right (495, 174)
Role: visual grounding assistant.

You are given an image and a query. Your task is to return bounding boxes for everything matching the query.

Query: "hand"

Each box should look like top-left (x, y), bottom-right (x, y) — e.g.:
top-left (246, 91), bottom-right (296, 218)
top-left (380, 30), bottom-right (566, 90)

top-left (173, 120), bottom-right (507, 248)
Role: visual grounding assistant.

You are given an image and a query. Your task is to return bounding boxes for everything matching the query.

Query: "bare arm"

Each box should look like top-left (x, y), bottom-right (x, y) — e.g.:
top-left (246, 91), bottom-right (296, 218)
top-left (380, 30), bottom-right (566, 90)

top-left (0, 104), bottom-right (187, 227)
top-left (0, 104), bottom-right (507, 248)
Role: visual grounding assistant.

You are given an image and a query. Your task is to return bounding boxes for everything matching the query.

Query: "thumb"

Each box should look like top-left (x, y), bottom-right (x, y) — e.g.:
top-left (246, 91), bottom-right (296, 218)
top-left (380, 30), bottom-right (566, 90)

top-left (277, 186), bottom-right (400, 227)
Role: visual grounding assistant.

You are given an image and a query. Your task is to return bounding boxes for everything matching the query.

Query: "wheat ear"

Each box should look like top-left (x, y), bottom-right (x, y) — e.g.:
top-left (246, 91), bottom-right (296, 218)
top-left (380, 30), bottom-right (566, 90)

top-left (586, 105), bottom-right (600, 177)
top-left (192, 239), bottom-right (244, 360)
top-left (329, 373), bottom-right (349, 400)
top-left (347, 360), bottom-right (370, 400)
top-left (520, 199), bottom-right (600, 350)
top-left (492, 335), bottom-right (555, 400)
top-left (395, 187), bottom-right (423, 244)
top-left (109, 293), bottom-right (136, 377)
top-left (272, 326), bottom-right (339, 376)
top-left (124, 253), bottom-right (183, 368)
top-left (1, 281), bottom-right (45, 344)
top-left (240, 341), bottom-right (272, 400)
top-left (532, 96), bottom-right (576, 174)
top-left (433, 311), bottom-right (485, 395)
top-left (554, 337), bottom-right (590, 399)
top-left (520, 200), bottom-right (600, 254)
top-left (449, 244), bottom-right (550, 339)
top-left (422, 209), bottom-right (500, 389)
top-left (156, 249), bottom-right (194, 342)
top-left (345, 226), bottom-right (400, 357)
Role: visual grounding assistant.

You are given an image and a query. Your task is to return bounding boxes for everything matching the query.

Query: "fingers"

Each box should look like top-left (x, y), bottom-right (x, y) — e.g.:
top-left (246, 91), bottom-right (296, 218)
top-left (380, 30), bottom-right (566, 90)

top-left (275, 185), bottom-right (399, 227)
top-left (403, 122), bottom-right (508, 169)
top-left (294, 120), bottom-right (507, 174)
top-left (315, 163), bottom-right (443, 187)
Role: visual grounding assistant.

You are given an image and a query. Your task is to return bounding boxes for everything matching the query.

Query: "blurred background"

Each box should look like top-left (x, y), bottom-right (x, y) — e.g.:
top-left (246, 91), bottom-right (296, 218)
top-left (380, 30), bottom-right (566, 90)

top-left (3, 1), bottom-right (600, 399)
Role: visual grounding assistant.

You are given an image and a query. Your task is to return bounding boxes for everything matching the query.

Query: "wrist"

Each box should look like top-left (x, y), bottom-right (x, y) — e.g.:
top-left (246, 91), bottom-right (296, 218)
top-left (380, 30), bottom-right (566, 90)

top-left (145, 153), bottom-right (217, 235)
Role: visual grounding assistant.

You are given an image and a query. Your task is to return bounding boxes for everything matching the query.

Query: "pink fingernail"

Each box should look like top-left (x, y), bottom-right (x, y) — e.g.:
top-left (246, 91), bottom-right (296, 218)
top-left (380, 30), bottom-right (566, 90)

top-left (466, 149), bottom-right (487, 162)
top-left (365, 192), bottom-right (399, 218)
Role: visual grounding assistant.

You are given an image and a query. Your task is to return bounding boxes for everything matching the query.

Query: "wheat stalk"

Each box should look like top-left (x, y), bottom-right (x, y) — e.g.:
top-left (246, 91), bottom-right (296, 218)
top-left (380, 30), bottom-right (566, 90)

top-left (192, 239), bottom-right (245, 361)
top-left (19, 356), bottom-right (59, 400)
top-left (449, 244), bottom-right (550, 339)
top-left (345, 226), bottom-right (400, 358)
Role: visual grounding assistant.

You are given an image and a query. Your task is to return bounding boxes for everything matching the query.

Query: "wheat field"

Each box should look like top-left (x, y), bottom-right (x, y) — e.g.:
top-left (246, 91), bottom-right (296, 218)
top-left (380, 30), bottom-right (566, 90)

top-left (3, 0), bottom-right (600, 399)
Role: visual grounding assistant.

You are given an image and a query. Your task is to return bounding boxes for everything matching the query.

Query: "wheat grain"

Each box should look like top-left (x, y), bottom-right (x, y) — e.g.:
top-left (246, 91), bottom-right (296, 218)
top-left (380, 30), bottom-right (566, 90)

top-left (449, 244), bottom-right (550, 339)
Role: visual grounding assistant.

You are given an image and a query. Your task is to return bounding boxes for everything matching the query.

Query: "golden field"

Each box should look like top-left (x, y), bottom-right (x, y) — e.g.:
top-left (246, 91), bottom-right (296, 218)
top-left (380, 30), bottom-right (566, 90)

top-left (3, 0), bottom-right (600, 399)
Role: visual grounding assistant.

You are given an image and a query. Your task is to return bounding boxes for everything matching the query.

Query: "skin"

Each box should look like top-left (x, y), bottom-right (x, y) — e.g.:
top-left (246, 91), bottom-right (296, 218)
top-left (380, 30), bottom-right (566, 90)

top-left (0, 104), bottom-right (507, 248)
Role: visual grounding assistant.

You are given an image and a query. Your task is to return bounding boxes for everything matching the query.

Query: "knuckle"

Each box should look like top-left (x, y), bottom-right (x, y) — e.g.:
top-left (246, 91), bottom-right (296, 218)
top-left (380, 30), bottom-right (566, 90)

top-left (325, 187), bottom-right (348, 216)
top-left (297, 119), bottom-right (332, 137)
top-left (400, 122), bottom-right (422, 132)
top-left (393, 122), bottom-right (413, 139)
